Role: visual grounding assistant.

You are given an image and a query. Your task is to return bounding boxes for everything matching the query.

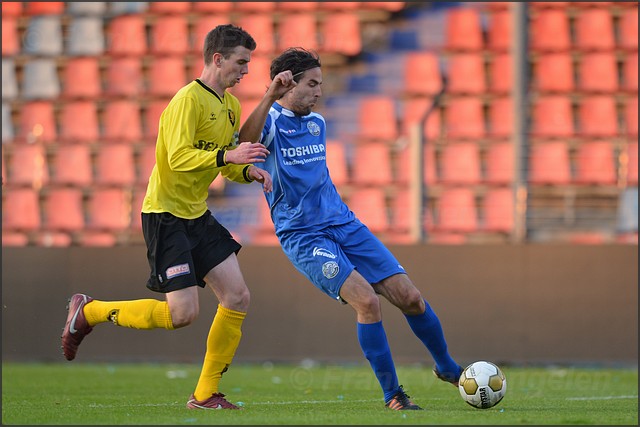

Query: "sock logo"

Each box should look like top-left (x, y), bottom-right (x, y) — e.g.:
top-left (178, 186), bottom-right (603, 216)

top-left (108, 309), bottom-right (120, 325)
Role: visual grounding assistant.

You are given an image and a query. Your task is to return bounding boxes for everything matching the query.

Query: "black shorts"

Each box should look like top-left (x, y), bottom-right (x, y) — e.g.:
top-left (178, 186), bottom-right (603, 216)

top-left (141, 210), bottom-right (242, 293)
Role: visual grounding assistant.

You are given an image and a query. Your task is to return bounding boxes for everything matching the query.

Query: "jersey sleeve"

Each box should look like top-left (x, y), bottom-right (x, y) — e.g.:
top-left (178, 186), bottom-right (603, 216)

top-left (162, 96), bottom-right (226, 172)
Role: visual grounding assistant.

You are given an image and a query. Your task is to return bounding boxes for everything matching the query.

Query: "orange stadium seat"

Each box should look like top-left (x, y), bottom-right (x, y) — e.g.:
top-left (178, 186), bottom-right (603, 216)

top-left (62, 57), bottom-right (102, 99)
top-left (533, 53), bottom-right (574, 93)
top-left (6, 143), bottom-right (49, 189)
top-left (50, 144), bottom-right (93, 188)
top-left (623, 52), bottom-right (638, 92)
top-left (1, 2), bottom-right (22, 16)
top-left (95, 144), bottom-right (136, 186)
top-left (445, 7), bottom-right (483, 51)
top-left (357, 95), bottom-right (398, 141)
top-left (235, 2), bottom-right (276, 12)
top-left (191, 2), bottom-right (233, 12)
top-left (235, 14), bottom-right (275, 56)
top-left (277, 13), bottom-right (319, 52)
top-left (136, 143), bottom-right (157, 186)
top-left (2, 187), bottom-right (41, 231)
top-left (143, 99), bottom-right (170, 140)
top-left (484, 141), bottom-right (514, 185)
top-left (24, 2), bottom-right (65, 15)
top-left (348, 188), bottom-right (390, 234)
top-left (192, 14), bottom-right (232, 54)
top-left (351, 142), bottom-right (393, 186)
top-left (487, 9), bottom-right (511, 52)
top-left (363, 2), bottom-right (405, 11)
top-left (395, 142), bottom-right (437, 186)
top-left (574, 8), bottom-right (615, 51)
top-left (402, 52), bottom-right (443, 96)
top-left (18, 101), bottom-right (57, 144)
top-left (439, 142), bottom-right (482, 185)
top-left (321, 12), bottom-right (362, 56)
top-left (278, 2), bottom-right (317, 11)
top-left (488, 53), bottom-right (512, 94)
top-left (105, 57), bottom-right (144, 97)
top-left (150, 15), bottom-right (190, 55)
top-left (400, 97), bottom-right (441, 141)
top-left (443, 97), bottom-right (485, 140)
top-left (529, 9), bottom-right (571, 52)
top-left (147, 56), bottom-right (188, 97)
top-left (625, 97), bottom-right (638, 136)
top-left (107, 14), bottom-right (147, 56)
top-left (2, 231), bottom-right (29, 247)
top-left (148, 1), bottom-right (191, 13)
top-left (488, 96), bottom-right (513, 138)
top-left (102, 100), bottom-right (143, 143)
top-left (435, 187), bottom-right (478, 232)
top-left (79, 231), bottom-right (118, 247)
top-left (530, 96), bottom-right (574, 138)
top-left (578, 52), bottom-right (618, 93)
top-left (447, 53), bottom-right (486, 95)
top-left (528, 141), bottom-right (572, 185)
top-left (482, 187), bottom-right (513, 233)
top-left (86, 187), bottom-right (132, 231)
top-left (59, 101), bottom-right (100, 143)
top-left (390, 189), bottom-right (424, 240)
top-left (618, 7), bottom-right (638, 51)
top-left (320, 2), bottom-right (360, 10)
top-left (42, 187), bottom-right (85, 232)
top-left (2, 17), bottom-right (19, 56)
top-left (325, 140), bottom-right (349, 187)
top-left (574, 140), bottom-right (617, 185)
top-left (578, 96), bottom-right (619, 137)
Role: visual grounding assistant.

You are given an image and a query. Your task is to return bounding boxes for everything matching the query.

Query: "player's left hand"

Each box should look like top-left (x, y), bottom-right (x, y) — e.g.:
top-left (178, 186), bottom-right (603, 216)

top-left (247, 165), bottom-right (273, 193)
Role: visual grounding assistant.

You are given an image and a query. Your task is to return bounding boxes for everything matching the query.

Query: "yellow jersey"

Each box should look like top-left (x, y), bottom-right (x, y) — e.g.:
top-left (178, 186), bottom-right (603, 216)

top-left (142, 79), bottom-right (252, 219)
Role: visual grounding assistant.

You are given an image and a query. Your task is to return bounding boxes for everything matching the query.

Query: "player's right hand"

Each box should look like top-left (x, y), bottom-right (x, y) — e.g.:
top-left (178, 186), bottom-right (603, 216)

top-left (224, 142), bottom-right (270, 164)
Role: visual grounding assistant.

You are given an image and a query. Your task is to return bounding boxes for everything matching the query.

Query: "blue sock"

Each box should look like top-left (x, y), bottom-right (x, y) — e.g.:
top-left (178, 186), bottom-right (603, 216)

top-left (404, 299), bottom-right (460, 377)
top-left (357, 321), bottom-right (399, 402)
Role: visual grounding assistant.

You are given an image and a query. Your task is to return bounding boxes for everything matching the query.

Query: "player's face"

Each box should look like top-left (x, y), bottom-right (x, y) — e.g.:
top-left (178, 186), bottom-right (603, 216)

top-left (218, 46), bottom-right (252, 88)
top-left (288, 67), bottom-right (323, 116)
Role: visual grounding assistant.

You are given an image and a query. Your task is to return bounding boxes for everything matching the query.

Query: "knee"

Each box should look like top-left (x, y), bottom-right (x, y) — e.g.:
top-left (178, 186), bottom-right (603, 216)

top-left (358, 293), bottom-right (382, 316)
top-left (169, 303), bottom-right (199, 329)
top-left (401, 286), bottom-right (425, 315)
top-left (224, 286), bottom-right (251, 312)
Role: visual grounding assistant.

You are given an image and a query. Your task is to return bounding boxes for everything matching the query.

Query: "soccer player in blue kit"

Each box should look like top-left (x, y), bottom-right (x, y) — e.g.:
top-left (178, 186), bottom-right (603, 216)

top-left (240, 48), bottom-right (463, 410)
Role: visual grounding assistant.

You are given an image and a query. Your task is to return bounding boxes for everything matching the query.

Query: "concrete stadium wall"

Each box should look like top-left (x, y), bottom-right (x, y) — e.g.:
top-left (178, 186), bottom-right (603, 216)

top-left (2, 244), bottom-right (637, 366)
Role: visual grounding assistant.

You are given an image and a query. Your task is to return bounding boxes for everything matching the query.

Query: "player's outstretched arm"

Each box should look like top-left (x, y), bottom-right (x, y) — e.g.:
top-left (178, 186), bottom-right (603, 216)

top-left (239, 70), bottom-right (297, 144)
top-left (224, 142), bottom-right (270, 164)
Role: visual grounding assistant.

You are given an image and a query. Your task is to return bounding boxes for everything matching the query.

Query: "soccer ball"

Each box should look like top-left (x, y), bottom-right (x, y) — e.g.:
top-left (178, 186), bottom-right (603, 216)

top-left (458, 361), bottom-right (507, 409)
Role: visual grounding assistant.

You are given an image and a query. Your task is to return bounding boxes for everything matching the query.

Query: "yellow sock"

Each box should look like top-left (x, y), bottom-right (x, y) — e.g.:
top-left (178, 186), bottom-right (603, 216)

top-left (193, 304), bottom-right (246, 401)
top-left (84, 299), bottom-right (174, 330)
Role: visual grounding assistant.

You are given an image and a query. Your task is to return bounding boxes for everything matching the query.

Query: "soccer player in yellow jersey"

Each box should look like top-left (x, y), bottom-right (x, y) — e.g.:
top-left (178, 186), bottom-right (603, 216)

top-left (61, 25), bottom-right (277, 410)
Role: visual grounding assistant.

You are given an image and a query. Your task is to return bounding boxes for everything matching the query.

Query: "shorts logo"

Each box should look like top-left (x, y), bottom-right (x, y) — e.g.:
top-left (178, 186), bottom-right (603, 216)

top-left (307, 121), bottom-right (321, 136)
top-left (322, 261), bottom-right (339, 279)
top-left (312, 246), bottom-right (337, 259)
top-left (166, 263), bottom-right (190, 279)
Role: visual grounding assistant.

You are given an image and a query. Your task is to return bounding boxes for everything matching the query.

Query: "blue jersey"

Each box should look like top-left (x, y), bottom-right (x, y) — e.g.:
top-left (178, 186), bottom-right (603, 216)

top-left (257, 102), bottom-right (354, 236)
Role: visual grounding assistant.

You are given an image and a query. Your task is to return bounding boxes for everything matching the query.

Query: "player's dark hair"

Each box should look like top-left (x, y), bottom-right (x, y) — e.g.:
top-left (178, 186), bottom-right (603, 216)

top-left (270, 48), bottom-right (321, 83)
top-left (203, 24), bottom-right (256, 65)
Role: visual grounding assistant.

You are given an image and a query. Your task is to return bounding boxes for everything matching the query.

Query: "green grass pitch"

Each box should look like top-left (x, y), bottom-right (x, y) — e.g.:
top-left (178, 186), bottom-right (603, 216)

top-left (2, 362), bottom-right (637, 425)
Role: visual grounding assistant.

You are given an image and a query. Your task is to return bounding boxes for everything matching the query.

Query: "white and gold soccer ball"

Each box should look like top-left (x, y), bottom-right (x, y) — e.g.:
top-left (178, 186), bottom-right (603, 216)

top-left (458, 361), bottom-right (507, 409)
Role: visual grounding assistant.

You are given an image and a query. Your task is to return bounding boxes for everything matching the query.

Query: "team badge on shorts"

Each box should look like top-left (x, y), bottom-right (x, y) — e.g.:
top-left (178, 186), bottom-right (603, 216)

top-left (307, 121), bottom-right (321, 136)
top-left (322, 261), bottom-right (339, 279)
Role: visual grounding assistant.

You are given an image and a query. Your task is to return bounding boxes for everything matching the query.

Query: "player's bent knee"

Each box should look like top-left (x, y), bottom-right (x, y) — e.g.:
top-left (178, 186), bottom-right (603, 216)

top-left (169, 306), bottom-right (199, 328)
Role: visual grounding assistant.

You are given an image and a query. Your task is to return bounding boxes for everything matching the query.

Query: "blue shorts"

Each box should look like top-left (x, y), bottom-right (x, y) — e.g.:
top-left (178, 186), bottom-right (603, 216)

top-left (279, 219), bottom-right (406, 302)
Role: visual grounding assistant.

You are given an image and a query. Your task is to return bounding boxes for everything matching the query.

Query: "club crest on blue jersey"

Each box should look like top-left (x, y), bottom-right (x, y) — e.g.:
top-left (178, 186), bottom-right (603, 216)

top-left (307, 121), bottom-right (321, 136)
top-left (322, 261), bottom-right (339, 279)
